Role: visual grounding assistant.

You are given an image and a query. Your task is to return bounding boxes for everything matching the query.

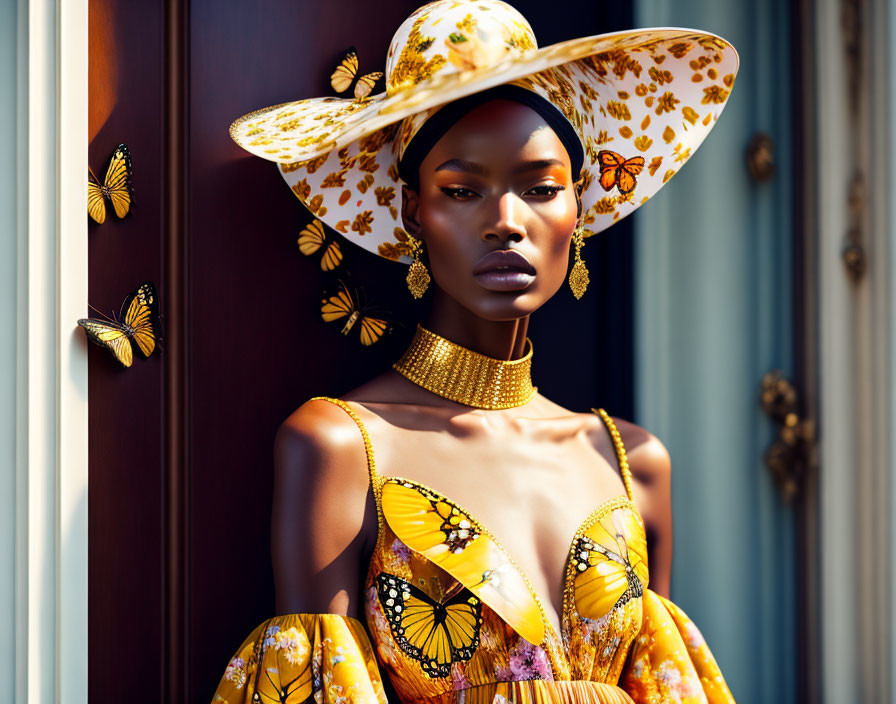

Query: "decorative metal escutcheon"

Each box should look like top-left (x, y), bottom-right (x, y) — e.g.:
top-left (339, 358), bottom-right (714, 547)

top-left (746, 132), bottom-right (775, 182)
top-left (759, 371), bottom-right (815, 502)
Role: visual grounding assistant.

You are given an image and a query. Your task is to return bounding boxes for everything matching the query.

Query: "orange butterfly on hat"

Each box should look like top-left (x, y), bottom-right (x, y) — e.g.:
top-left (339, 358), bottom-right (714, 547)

top-left (597, 150), bottom-right (645, 195)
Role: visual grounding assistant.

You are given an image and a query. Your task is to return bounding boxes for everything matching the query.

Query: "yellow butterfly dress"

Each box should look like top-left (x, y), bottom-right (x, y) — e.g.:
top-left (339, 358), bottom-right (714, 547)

top-left (211, 399), bottom-right (735, 704)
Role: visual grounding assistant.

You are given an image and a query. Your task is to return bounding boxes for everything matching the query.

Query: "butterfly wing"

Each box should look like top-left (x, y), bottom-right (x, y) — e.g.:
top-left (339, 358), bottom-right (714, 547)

top-left (87, 176), bottom-right (106, 224)
top-left (597, 150), bottom-right (625, 191)
top-left (297, 219), bottom-right (326, 255)
top-left (104, 144), bottom-right (133, 219)
top-left (572, 506), bottom-right (648, 620)
top-left (353, 71), bottom-right (383, 99)
top-left (122, 282), bottom-right (160, 358)
top-left (330, 51), bottom-right (359, 93)
top-left (358, 315), bottom-right (387, 346)
top-left (77, 318), bottom-right (134, 368)
top-left (443, 590), bottom-right (482, 661)
top-left (616, 156), bottom-right (646, 194)
top-left (320, 283), bottom-right (355, 323)
top-left (381, 479), bottom-right (545, 646)
top-left (299, 220), bottom-right (343, 271)
top-left (376, 573), bottom-right (481, 678)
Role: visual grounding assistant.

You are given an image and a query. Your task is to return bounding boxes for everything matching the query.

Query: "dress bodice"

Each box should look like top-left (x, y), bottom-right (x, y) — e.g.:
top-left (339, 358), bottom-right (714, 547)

top-left (211, 396), bottom-right (735, 704)
top-left (329, 398), bottom-right (650, 704)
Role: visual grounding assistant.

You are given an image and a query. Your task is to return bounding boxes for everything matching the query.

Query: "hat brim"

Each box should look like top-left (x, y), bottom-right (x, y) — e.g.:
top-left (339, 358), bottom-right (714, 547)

top-left (231, 27), bottom-right (739, 264)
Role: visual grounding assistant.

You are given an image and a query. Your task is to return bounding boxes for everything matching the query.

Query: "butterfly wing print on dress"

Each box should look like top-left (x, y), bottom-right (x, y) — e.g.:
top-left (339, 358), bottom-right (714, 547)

top-left (571, 505), bottom-right (649, 621)
top-left (380, 478), bottom-right (547, 647)
top-left (375, 572), bottom-right (482, 678)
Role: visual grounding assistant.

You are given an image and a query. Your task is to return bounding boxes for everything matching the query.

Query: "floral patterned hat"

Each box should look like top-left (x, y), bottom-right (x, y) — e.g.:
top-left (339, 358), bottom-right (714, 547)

top-left (230, 0), bottom-right (738, 264)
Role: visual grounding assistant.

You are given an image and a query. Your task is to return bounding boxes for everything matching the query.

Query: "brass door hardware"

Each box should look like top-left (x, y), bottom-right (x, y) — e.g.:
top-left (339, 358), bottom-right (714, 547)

top-left (759, 371), bottom-right (816, 501)
top-left (745, 132), bottom-right (775, 183)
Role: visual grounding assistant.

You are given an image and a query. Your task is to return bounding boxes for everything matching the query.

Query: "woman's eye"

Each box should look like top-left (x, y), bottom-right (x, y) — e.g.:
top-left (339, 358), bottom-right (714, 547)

top-left (440, 187), bottom-right (477, 200)
top-left (527, 185), bottom-right (565, 197)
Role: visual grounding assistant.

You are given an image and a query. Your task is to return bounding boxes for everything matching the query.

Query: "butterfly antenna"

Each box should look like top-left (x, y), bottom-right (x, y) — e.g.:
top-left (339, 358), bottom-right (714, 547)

top-left (87, 303), bottom-right (116, 322)
top-left (87, 165), bottom-right (100, 183)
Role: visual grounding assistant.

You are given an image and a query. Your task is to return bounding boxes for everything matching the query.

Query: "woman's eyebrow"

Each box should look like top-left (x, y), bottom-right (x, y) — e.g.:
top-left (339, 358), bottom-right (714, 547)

top-left (434, 158), bottom-right (488, 175)
top-left (433, 157), bottom-right (566, 175)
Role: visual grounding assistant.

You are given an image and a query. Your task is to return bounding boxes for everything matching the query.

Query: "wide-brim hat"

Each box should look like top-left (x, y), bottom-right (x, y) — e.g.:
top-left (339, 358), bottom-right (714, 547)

top-left (230, 0), bottom-right (738, 265)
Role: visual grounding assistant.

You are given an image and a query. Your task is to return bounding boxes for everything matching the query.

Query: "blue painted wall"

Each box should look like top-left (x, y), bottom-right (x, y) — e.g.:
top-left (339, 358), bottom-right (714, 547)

top-left (633, 0), bottom-right (795, 701)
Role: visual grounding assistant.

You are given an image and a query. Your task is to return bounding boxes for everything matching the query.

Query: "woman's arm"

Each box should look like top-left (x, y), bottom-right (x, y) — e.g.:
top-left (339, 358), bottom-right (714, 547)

top-left (271, 398), bottom-right (375, 617)
top-left (614, 419), bottom-right (673, 598)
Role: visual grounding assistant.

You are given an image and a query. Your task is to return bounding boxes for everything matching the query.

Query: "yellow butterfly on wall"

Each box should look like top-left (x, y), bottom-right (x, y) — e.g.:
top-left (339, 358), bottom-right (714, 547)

top-left (376, 572), bottom-right (482, 678)
top-left (77, 282), bottom-right (161, 368)
top-left (320, 281), bottom-right (388, 346)
top-left (298, 219), bottom-right (343, 271)
top-left (88, 143), bottom-right (133, 224)
top-left (330, 48), bottom-right (384, 99)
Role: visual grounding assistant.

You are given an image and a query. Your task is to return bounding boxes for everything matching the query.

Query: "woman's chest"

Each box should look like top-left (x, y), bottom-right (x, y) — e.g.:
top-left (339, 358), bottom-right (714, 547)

top-left (366, 419), bottom-right (632, 595)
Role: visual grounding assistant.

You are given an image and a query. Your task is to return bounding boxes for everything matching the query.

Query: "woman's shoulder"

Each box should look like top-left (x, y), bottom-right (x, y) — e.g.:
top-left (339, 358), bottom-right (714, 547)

top-left (274, 395), bottom-right (373, 491)
top-left (610, 416), bottom-right (672, 485)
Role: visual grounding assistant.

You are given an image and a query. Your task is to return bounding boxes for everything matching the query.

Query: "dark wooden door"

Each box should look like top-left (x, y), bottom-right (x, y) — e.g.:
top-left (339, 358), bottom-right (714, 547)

top-left (87, 1), bottom-right (633, 701)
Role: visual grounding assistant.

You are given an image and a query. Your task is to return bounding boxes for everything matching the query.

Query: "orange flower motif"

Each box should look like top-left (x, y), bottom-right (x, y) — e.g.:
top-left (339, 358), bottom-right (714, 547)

top-left (321, 170), bottom-right (348, 188)
top-left (648, 67), bottom-right (673, 85)
top-left (291, 179), bottom-right (311, 199)
top-left (655, 91), bottom-right (679, 115)
top-left (702, 85), bottom-right (729, 104)
top-left (351, 210), bottom-right (374, 235)
top-left (375, 186), bottom-right (396, 207)
top-left (606, 101), bottom-right (632, 120)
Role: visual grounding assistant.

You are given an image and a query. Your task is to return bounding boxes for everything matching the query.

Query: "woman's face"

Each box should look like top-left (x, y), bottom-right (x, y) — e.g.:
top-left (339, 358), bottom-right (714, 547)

top-left (402, 99), bottom-right (580, 322)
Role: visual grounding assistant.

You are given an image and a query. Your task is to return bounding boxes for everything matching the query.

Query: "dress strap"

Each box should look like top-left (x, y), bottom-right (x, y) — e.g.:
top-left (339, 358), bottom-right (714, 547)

top-left (591, 408), bottom-right (635, 502)
top-left (309, 396), bottom-right (381, 488)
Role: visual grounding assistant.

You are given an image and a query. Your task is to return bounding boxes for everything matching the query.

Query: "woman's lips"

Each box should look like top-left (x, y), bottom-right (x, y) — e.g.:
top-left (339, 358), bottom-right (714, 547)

top-left (472, 249), bottom-right (536, 292)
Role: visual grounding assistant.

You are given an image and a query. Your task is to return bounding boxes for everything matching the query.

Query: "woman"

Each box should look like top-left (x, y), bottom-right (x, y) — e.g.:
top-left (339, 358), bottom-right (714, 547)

top-left (215, 2), bottom-right (738, 702)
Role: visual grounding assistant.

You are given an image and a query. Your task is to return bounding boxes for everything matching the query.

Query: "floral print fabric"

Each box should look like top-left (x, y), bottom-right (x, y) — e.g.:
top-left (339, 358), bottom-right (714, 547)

top-left (212, 614), bottom-right (387, 704)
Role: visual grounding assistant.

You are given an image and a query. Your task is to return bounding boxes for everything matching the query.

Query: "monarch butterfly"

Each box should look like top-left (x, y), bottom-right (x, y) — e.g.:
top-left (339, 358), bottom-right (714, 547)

top-left (597, 150), bottom-right (645, 195)
top-left (298, 219), bottom-right (343, 271)
top-left (77, 282), bottom-right (161, 368)
top-left (572, 507), bottom-right (648, 620)
top-left (376, 572), bottom-right (482, 678)
top-left (329, 48), bottom-right (384, 99)
top-left (88, 143), bottom-right (133, 224)
top-left (320, 281), bottom-right (388, 346)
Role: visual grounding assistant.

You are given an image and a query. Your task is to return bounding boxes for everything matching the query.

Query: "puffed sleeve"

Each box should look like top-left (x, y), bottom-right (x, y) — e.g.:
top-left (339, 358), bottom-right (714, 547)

top-left (620, 590), bottom-right (735, 703)
top-left (212, 613), bottom-right (388, 704)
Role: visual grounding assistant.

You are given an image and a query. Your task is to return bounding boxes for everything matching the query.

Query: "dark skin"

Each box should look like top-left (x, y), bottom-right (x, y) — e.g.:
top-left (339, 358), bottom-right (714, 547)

top-left (272, 100), bottom-right (673, 639)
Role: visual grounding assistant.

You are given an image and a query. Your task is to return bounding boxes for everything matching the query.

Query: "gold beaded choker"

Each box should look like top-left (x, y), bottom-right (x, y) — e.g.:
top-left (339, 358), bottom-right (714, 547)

top-left (392, 324), bottom-right (537, 409)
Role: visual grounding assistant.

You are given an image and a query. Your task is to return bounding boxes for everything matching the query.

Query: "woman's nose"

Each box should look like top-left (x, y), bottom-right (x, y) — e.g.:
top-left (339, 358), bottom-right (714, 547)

top-left (483, 191), bottom-right (526, 243)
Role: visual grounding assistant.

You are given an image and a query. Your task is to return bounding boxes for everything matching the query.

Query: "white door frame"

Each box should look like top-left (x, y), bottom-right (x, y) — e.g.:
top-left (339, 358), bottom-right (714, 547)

top-left (15, 0), bottom-right (89, 702)
top-left (815, 0), bottom-right (894, 701)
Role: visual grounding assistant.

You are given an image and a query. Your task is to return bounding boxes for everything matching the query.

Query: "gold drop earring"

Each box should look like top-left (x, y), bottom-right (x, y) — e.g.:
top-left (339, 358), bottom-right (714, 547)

top-left (568, 225), bottom-right (590, 299)
top-left (406, 234), bottom-right (431, 299)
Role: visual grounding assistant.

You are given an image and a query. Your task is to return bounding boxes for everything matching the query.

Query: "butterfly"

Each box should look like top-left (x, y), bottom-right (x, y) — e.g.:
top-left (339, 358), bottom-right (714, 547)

top-left (597, 150), bottom-right (645, 195)
top-left (77, 282), bottom-right (161, 368)
top-left (571, 506), bottom-right (648, 620)
top-left (320, 281), bottom-right (388, 346)
top-left (88, 143), bottom-right (133, 224)
top-left (330, 48), bottom-right (384, 99)
top-left (381, 479), bottom-right (545, 646)
top-left (297, 218), bottom-right (343, 271)
top-left (376, 572), bottom-right (482, 678)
